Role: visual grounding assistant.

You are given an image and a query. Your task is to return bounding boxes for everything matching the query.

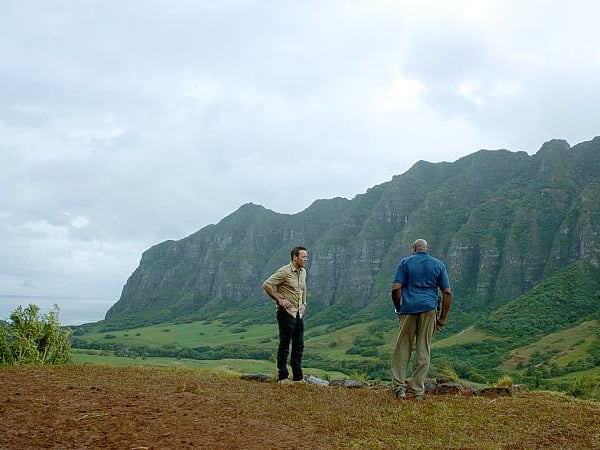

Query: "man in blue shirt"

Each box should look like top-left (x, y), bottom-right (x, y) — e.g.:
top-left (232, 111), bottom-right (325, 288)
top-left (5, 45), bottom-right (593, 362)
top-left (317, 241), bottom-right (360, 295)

top-left (391, 239), bottom-right (452, 400)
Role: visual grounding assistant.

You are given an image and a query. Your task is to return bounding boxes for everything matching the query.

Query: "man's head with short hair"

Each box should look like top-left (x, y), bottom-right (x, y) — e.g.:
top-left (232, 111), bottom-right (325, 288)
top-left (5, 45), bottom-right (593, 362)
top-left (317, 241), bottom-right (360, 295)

top-left (291, 246), bottom-right (307, 260)
top-left (412, 239), bottom-right (428, 253)
top-left (291, 246), bottom-right (308, 269)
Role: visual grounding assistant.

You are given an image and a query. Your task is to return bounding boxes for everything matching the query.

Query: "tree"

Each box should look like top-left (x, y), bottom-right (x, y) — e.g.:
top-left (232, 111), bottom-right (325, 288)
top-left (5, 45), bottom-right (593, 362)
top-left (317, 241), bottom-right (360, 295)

top-left (0, 304), bottom-right (71, 365)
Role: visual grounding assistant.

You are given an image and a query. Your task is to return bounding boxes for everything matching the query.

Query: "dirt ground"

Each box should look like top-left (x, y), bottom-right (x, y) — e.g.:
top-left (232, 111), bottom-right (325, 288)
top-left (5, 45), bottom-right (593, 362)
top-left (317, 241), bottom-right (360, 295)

top-left (2, 365), bottom-right (600, 449)
top-left (0, 365), bottom-right (331, 449)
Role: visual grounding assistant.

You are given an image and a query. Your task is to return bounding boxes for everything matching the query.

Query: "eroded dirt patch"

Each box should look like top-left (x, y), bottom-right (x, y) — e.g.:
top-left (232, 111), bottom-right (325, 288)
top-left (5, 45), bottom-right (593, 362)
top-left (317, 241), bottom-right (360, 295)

top-left (0, 365), bottom-right (328, 449)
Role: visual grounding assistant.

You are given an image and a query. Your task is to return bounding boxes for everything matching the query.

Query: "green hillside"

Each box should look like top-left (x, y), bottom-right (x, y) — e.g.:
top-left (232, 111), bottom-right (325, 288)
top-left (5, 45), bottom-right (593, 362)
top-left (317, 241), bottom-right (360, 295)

top-left (103, 137), bottom-right (600, 334)
top-left (71, 260), bottom-right (600, 395)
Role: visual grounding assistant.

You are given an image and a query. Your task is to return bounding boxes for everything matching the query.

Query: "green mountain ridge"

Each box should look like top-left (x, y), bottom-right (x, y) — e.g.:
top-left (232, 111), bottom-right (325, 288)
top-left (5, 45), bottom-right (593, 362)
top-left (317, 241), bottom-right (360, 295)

top-left (106, 136), bottom-right (600, 329)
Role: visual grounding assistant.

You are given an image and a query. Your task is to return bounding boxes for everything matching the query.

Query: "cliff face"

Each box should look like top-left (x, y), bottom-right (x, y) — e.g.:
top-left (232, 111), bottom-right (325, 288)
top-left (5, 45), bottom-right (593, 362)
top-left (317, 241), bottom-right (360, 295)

top-left (106, 137), bottom-right (600, 322)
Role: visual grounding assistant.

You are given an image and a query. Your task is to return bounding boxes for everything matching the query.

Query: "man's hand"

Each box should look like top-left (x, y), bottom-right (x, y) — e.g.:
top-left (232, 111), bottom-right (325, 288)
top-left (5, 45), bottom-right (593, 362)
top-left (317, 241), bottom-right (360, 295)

top-left (278, 297), bottom-right (292, 309)
top-left (435, 317), bottom-right (446, 330)
top-left (299, 303), bottom-right (306, 316)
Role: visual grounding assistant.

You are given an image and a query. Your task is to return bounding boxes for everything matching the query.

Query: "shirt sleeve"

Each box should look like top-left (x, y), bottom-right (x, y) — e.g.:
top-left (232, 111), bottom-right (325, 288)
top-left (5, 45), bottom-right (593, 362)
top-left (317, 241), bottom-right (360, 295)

top-left (263, 266), bottom-right (287, 290)
top-left (438, 263), bottom-right (451, 289)
top-left (393, 259), bottom-right (406, 284)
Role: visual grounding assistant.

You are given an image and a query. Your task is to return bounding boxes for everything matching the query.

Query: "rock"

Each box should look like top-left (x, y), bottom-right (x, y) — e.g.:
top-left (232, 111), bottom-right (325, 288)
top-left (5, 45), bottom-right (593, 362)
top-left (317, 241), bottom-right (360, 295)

top-left (240, 373), bottom-right (273, 382)
top-left (436, 382), bottom-right (464, 395)
top-left (304, 375), bottom-right (329, 386)
top-left (475, 387), bottom-right (512, 397)
top-left (512, 384), bottom-right (529, 393)
top-left (343, 380), bottom-right (367, 388)
top-left (435, 376), bottom-right (458, 385)
top-left (424, 382), bottom-right (437, 393)
top-left (329, 379), bottom-right (366, 388)
top-left (367, 383), bottom-right (391, 390)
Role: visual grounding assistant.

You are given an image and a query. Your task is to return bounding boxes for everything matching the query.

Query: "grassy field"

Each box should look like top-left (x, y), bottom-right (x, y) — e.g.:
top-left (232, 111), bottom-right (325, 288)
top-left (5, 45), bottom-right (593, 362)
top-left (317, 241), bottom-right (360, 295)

top-left (76, 318), bottom-right (400, 364)
top-left (73, 315), bottom-right (600, 393)
top-left (71, 349), bottom-right (347, 379)
top-left (501, 320), bottom-right (598, 370)
top-left (79, 319), bottom-right (276, 348)
top-left (432, 325), bottom-right (502, 349)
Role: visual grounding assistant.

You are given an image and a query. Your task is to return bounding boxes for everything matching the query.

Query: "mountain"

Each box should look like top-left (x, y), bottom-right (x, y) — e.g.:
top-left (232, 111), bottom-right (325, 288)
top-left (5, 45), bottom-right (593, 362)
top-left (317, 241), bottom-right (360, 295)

top-left (106, 137), bottom-right (600, 333)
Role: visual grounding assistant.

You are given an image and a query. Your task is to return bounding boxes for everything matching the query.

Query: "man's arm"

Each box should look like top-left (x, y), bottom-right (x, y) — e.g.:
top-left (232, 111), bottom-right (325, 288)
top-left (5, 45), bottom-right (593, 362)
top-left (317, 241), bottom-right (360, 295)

top-left (391, 282), bottom-right (402, 313)
top-left (262, 283), bottom-right (292, 309)
top-left (436, 287), bottom-right (452, 328)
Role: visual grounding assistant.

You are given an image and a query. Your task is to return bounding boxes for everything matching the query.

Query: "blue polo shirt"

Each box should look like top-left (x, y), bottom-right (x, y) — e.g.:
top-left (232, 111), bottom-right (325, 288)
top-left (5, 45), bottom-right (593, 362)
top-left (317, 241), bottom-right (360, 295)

top-left (393, 252), bottom-right (451, 314)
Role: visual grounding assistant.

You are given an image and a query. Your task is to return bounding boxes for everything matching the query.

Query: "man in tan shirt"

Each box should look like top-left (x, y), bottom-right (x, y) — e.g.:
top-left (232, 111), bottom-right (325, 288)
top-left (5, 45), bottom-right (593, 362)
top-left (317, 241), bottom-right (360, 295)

top-left (262, 246), bottom-right (308, 382)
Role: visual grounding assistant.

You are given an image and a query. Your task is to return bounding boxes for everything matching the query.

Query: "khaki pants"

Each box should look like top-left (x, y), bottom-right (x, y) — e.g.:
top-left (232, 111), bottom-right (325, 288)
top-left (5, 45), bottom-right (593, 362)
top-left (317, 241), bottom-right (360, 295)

top-left (391, 309), bottom-right (437, 395)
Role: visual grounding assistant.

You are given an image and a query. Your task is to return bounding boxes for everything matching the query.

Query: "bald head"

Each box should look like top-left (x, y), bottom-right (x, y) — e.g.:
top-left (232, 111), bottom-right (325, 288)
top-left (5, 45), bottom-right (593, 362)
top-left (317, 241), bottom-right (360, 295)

top-left (412, 239), bottom-right (428, 252)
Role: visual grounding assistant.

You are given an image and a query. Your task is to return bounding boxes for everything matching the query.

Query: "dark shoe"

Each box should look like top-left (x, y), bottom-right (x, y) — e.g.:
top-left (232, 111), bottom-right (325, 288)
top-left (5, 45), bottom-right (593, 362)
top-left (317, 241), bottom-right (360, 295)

top-left (394, 386), bottom-right (407, 399)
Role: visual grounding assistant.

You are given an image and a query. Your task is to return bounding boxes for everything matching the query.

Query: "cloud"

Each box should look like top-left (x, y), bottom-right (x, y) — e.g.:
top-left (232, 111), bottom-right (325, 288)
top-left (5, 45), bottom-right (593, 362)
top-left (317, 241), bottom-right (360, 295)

top-left (1, 0), bottom-right (600, 301)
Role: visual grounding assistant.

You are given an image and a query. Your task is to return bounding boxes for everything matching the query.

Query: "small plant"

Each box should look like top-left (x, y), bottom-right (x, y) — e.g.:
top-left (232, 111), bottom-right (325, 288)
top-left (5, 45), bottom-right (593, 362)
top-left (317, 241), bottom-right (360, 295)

top-left (567, 376), bottom-right (600, 400)
top-left (352, 371), bottom-right (369, 382)
top-left (496, 374), bottom-right (514, 387)
top-left (436, 363), bottom-right (460, 382)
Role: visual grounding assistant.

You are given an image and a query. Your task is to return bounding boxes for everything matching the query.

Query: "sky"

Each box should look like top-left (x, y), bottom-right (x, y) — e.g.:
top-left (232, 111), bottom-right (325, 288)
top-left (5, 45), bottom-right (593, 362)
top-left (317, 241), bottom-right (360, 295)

top-left (2, 0), bottom-right (600, 305)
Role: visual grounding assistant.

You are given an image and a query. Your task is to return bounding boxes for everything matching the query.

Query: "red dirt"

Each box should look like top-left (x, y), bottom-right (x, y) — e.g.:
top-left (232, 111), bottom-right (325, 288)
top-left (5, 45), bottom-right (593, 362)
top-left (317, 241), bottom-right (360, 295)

top-left (2, 365), bottom-right (600, 449)
top-left (0, 365), bottom-right (331, 449)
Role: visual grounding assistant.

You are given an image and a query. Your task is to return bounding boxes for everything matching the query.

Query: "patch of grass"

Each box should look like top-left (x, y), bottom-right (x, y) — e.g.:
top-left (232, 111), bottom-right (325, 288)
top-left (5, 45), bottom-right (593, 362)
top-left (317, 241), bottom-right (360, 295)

top-left (435, 363), bottom-right (460, 382)
top-left (433, 326), bottom-right (501, 349)
top-left (501, 320), bottom-right (598, 370)
top-left (496, 374), bottom-right (514, 387)
top-left (70, 352), bottom-right (347, 379)
top-left (77, 320), bottom-right (277, 350)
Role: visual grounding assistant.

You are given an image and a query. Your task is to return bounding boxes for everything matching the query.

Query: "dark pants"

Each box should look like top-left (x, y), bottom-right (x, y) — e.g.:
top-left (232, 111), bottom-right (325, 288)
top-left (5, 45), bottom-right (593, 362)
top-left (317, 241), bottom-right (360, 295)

top-left (276, 309), bottom-right (304, 381)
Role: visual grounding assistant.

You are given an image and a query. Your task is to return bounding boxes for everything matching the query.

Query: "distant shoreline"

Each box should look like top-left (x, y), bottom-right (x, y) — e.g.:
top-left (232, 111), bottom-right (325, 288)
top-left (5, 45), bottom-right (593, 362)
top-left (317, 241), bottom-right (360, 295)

top-left (0, 294), bottom-right (114, 300)
top-left (0, 295), bottom-right (115, 326)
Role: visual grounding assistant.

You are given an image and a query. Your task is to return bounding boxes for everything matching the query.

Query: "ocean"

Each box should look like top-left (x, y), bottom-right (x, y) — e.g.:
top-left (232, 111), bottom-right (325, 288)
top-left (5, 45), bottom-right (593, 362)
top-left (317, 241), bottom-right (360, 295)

top-left (0, 295), bottom-right (116, 326)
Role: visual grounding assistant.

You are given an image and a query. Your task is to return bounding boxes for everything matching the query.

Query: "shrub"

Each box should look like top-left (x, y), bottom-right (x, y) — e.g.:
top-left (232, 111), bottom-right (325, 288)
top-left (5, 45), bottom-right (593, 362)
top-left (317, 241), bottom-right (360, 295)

top-left (436, 363), bottom-right (460, 382)
top-left (0, 304), bottom-right (71, 365)
top-left (496, 374), bottom-right (514, 387)
top-left (567, 376), bottom-right (600, 401)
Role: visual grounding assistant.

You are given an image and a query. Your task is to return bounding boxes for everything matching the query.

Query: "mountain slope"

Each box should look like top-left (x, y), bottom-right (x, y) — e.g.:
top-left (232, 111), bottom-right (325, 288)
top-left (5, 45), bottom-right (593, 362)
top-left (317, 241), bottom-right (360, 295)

top-left (106, 137), bottom-right (600, 330)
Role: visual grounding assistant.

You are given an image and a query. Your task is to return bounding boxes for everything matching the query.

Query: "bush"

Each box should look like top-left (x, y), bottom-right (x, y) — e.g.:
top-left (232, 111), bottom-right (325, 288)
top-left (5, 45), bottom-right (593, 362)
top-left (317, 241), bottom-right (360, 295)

top-left (567, 376), bottom-right (600, 401)
top-left (0, 304), bottom-right (71, 365)
top-left (435, 363), bottom-right (460, 382)
top-left (496, 374), bottom-right (514, 387)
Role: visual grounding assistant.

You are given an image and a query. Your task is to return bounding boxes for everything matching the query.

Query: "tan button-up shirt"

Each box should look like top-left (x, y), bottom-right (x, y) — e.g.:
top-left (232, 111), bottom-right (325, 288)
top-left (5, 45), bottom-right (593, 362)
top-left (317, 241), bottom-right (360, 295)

top-left (263, 263), bottom-right (307, 318)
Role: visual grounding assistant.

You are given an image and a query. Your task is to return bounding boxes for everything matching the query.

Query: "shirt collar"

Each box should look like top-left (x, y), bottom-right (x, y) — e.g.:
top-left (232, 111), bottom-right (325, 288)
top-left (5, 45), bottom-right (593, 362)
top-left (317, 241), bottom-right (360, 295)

top-left (290, 262), bottom-right (303, 272)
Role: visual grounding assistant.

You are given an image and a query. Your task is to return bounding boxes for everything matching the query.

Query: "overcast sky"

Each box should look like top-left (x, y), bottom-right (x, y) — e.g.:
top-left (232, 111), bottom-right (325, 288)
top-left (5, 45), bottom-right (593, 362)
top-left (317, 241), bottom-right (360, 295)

top-left (2, 0), bottom-right (600, 305)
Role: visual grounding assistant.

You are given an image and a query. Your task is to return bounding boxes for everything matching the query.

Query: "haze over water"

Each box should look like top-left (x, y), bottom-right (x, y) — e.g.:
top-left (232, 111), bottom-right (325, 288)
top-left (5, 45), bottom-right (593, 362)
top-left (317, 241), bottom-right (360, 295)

top-left (0, 295), bottom-right (115, 326)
